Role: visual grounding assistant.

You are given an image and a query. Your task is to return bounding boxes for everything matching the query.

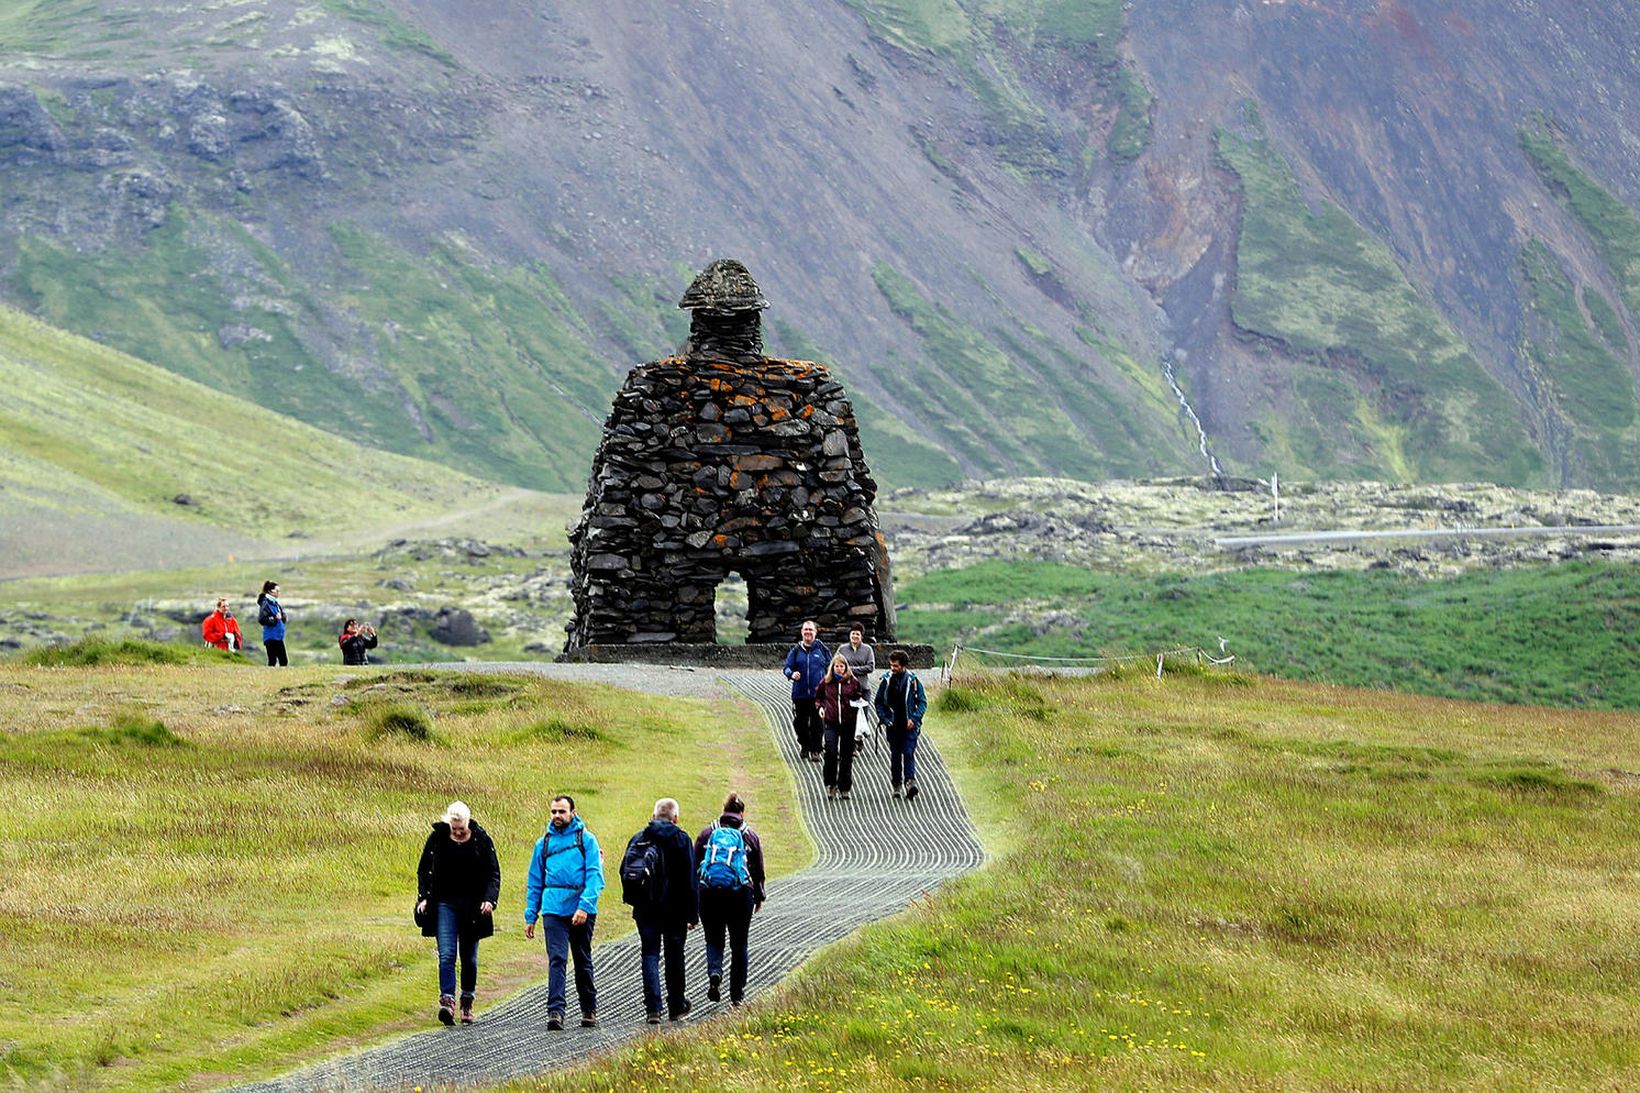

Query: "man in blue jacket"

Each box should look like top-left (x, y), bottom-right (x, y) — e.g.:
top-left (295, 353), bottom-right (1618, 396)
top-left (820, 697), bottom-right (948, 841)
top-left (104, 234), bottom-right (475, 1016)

top-left (873, 649), bottom-right (929, 800)
top-left (524, 794), bottom-right (605, 1029)
top-left (782, 619), bottom-right (830, 762)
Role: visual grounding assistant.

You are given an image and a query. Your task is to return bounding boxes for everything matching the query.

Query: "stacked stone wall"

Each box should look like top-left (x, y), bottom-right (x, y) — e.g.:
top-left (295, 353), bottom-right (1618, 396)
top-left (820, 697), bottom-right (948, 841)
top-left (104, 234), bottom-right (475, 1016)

top-left (566, 354), bottom-right (895, 649)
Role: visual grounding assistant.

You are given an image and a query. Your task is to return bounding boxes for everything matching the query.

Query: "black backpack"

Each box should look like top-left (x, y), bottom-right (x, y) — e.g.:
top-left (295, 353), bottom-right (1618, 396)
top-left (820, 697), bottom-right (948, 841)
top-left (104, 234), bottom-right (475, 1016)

top-left (619, 831), bottom-right (663, 908)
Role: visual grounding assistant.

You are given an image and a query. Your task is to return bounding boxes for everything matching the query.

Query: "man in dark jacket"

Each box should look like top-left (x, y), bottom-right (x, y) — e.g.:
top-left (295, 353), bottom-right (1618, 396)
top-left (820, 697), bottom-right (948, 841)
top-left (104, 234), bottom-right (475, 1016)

top-left (873, 649), bottom-right (929, 800)
top-left (415, 801), bottom-right (501, 1024)
top-left (693, 792), bottom-right (766, 1007)
top-left (626, 797), bottom-right (698, 1022)
top-left (339, 618), bottom-right (379, 665)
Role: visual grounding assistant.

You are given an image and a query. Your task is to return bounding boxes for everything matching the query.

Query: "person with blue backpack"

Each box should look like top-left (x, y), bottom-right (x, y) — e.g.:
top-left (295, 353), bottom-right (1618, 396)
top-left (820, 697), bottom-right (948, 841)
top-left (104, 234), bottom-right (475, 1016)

top-left (873, 649), bottom-right (929, 800)
top-left (692, 792), bottom-right (767, 1007)
top-left (620, 797), bottom-right (698, 1023)
top-left (523, 795), bottom-right (605, 1030)
top-left (782, 619), bottom-right (830, 762)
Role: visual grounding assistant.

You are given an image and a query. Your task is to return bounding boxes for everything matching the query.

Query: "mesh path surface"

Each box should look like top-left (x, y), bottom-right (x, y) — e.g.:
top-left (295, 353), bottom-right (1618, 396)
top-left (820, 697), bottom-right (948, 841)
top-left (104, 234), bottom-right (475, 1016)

top-left (238, 672), bottom-right (984, 1091)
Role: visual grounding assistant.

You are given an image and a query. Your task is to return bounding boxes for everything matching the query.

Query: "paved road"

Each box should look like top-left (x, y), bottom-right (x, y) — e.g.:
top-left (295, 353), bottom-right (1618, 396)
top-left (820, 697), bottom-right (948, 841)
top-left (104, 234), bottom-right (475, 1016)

top-left (236, 672), bottom-right (983, 1092)
top-left (1216, 524), bottom-right (1640, 548)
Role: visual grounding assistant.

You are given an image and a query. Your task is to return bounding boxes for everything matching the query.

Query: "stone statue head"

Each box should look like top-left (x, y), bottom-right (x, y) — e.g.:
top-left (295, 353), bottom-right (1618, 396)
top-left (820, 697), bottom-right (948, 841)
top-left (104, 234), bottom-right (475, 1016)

top-left (678, 258), bottom-right (769, 314)
top-left (678, 258), bottom-right (768, 359)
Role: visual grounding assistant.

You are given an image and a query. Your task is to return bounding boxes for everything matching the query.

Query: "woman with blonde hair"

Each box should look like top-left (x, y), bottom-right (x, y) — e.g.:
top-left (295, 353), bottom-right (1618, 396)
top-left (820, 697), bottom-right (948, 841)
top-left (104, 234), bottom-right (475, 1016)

top-left (815, 653), bottom-right (863, 799)
top-left (415, 801), bottom-right (501, 1025)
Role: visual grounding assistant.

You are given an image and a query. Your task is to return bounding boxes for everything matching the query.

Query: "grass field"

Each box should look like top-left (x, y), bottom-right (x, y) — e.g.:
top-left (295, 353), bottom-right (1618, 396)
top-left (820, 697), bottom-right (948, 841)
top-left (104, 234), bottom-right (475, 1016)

top-left (0, 661), bottom-right (805, 1089)
top-left (526, 670), bottom-right (1639, 1090)
top-left (0, 533), bottom-right (576, 662)
top-left (897, 558), bottom-right (1640, 709)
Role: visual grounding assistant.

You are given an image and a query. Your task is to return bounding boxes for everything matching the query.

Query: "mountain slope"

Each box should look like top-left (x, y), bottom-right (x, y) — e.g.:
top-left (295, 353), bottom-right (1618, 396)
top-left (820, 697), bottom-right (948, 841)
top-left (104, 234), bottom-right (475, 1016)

top-left (0, 303), bottom-right (506, 575)
top-left (0, 1), bottom-right (1638, 489)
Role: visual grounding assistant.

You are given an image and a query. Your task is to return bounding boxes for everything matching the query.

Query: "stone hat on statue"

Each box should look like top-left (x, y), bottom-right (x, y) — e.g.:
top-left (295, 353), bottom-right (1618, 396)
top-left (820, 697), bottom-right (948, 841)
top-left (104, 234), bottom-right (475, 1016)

top-left (677, 258), bottom-right (770, 312)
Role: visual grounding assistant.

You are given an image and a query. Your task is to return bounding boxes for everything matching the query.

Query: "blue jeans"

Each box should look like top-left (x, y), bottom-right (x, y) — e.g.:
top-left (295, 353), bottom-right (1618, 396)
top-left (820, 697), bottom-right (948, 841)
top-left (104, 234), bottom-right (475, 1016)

top-left (541, 913), bottom-right (597, 1016)
top-left (635, 914), bottom-right (687, 1017)
top-left (434, 902), bottom-right (479, 999)
top-left (700, 886), bottom-right (755, 1002)
top-left (887, 725), bottom-right (921, 786)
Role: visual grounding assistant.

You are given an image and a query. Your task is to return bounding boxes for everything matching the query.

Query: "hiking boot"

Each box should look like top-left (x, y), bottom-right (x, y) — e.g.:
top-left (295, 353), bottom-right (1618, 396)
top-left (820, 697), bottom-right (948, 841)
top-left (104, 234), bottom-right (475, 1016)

top-left (669, 998), bottom-right (693, 1021)
top-left (646, 1011), bottom-right (662, 1025)
top-left (460, 996), bottom-right (475, 1024)
top-left (826, 785), bottom-right (837, 799)
top-left (840, 790), bottom-right (851, 800)
top-left (892, 784), bottom-right (902, 798)
top-left (546, 1012), bottom-right (564, 1031)
top-left (905, 780), bottom-right (920, 801)
top-left (708, 974), bottom-right (722, 1002)
top-left (730, 997), bottom-right (743, 1008)
top-left (438, 995), bottom-right (456, 1025)
top-left (581, 1012), bottom-right (598, 1028)
top-left (808, 751), bottom-right (822, 763)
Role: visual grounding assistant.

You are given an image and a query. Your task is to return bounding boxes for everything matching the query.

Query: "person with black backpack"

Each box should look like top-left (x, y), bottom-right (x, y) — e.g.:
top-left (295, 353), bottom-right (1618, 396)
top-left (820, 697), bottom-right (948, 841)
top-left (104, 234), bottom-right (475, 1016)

top-left (621, 797), bottom-right (698, 1023)
top-left (523, 795), bottom-right (605, 1030)
top-left (693, 792), bottom-right (766, 1008)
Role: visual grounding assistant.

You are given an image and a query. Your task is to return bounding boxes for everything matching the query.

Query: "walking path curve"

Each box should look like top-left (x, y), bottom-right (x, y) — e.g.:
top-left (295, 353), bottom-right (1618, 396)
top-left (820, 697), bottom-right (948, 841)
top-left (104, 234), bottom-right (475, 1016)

top-left (238, 672), bottom-right (984, 1091)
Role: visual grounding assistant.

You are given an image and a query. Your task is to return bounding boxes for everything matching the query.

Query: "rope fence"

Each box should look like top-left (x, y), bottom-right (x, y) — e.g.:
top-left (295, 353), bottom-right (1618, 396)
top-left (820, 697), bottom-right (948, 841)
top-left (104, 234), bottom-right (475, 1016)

top-left (944, 642), bottom-right (1235, 683)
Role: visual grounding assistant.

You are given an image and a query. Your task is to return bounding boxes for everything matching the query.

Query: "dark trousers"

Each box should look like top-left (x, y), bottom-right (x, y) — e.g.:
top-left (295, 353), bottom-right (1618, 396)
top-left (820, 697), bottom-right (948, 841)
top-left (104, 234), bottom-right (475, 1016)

top-left (541, 913), bottom-right (597, 1016)
top-left (791, 696), bottom-right (823, 754)
top-left (887, 725), bottom-right (921, 786)
top-left (264, 639), bottom-right (288, 667)
top-left (823, 713), bottom-right (858, 792)
top-left (434, 901), bottom-right (479, 999)
top-left (635, 914), bottom-right (688, 1016)
top-left (700, 886), bottom-right (755, 1003)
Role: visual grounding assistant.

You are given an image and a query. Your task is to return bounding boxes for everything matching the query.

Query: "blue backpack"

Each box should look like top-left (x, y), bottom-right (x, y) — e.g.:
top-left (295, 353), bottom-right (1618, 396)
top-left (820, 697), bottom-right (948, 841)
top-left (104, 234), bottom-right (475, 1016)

top-left (698, 823), bottom-right (751, 890)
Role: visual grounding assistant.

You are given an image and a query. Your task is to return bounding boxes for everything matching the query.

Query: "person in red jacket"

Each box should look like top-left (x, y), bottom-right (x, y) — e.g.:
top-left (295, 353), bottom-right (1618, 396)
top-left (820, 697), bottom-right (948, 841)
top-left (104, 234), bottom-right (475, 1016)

top-left (201, 598), bottom-right (244, 653)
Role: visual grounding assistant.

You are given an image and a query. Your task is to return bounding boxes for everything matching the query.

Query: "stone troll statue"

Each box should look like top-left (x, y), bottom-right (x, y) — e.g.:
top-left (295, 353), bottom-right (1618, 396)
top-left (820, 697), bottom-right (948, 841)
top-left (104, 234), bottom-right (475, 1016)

top-left (564, 259), bottom-right (896, 651)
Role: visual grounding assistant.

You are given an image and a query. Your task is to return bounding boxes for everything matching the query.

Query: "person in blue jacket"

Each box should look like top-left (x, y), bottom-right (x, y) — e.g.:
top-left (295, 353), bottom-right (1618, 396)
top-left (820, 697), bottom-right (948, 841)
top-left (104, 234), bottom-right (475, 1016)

top-left (257, 580), bottom-right (289, 667)
top-left (523, 794), bottom-right (605, 1029)
top-left (873, 649), bottom-right (929, 800)
top-left (782, 619), bottom-right (830, 762)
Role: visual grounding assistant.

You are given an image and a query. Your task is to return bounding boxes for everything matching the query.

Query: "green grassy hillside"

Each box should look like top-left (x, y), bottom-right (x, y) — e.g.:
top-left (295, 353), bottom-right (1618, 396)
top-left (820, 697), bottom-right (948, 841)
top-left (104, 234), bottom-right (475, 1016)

top-left (0, 664), bottom-right (804, 1089)
top-left (1517, 239), bottom-right (1640, 485)
top-left (1216, 122), bottom-right (1545, 486)
top-left (1521, 121), bottom-right (1640, 322)
top-left (8, 220), bottom-right (616, 493)
top-left (541, 672), bottom-right (1639, 1090)
top-left (0, 302), bottom-right (513, 573)
top-left (898, 559), bottom-right (1640, 709)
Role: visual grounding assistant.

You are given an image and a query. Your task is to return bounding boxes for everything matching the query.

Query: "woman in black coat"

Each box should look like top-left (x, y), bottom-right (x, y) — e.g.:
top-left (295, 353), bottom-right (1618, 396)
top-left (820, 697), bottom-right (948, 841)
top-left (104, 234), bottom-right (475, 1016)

top-left (415, 800), bottom-right (501, 1025)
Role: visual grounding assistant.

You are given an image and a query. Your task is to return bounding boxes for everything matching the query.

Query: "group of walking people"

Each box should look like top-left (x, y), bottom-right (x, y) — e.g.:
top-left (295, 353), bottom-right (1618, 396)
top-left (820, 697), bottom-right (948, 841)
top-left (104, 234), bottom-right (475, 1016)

top-left (415, 792), bottom-right (765, 1029)
top-left (411, 619), bottom-right (927, 1029)
top-left (198, 580), bottom-right (378, 665)
top-left (784, 621), bottom-right (928, 800)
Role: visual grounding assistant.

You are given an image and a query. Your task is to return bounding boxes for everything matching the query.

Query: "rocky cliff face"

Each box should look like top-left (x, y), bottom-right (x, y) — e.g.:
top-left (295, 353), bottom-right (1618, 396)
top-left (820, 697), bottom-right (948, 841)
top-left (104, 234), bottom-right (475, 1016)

top-left (1, 0), bottom-right (1637, 491)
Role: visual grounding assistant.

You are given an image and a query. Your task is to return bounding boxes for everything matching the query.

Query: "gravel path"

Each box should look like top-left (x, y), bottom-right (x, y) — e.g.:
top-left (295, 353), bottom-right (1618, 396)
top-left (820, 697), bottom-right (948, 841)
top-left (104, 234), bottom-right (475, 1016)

top-left (235, 671), bottom-right (983, 1091)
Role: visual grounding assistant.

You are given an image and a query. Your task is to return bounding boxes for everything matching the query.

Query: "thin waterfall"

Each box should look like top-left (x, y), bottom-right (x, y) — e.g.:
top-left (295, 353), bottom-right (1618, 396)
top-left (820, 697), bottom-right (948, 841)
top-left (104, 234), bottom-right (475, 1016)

top-left (1162, 351), bottom-right (1222, 477)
